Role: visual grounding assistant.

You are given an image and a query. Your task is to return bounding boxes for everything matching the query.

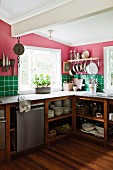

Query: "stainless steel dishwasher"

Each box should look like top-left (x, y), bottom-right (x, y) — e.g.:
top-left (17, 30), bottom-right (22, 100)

top-left (16, 103), bottom-right (44, 152)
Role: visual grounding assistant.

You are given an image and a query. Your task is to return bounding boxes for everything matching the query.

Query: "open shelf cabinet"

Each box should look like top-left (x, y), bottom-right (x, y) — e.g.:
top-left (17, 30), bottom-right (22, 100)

top-left (44, 96), bottom-right (76, 146)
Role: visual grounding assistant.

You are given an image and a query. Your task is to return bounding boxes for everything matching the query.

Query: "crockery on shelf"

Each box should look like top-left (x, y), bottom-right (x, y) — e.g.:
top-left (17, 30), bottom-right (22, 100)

top-left (81, 50), bottom-right (89, 59)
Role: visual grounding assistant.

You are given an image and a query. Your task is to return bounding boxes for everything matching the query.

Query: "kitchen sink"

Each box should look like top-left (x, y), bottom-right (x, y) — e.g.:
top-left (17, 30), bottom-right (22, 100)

top-left (94, 93), bottom-right (107, 97)
top-left (75, 91), bottom-right (108, 97)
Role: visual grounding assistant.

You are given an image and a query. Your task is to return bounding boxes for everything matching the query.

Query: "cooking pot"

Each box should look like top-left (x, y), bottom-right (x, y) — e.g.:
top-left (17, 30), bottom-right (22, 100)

top-left (109, 113), bottom-right (113, 121)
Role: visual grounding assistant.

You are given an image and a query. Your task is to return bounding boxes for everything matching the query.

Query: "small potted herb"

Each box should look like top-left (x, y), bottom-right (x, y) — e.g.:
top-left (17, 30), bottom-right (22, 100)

top-left (33, 74), bottom-right (51, 94)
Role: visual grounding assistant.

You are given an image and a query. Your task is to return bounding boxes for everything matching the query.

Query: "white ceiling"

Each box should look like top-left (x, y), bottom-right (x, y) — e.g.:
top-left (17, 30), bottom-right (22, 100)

top-left (1, 0), bottom-right (113, 46)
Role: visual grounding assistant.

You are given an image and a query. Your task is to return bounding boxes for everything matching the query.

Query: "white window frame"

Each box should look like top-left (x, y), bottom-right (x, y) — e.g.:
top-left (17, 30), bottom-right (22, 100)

top-left (104, 46), bottom-right (113, 90)
top-left (18, 46), bottom-right (62, 94)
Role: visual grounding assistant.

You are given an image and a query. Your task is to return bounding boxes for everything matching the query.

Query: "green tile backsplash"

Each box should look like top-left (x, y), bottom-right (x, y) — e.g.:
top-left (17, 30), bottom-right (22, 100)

top-left (62, 74), bottom-right (104, 92)
top-left (0, 74), bottom-right (104, 97)
top-left (0, 76), bottom-right (18, 97)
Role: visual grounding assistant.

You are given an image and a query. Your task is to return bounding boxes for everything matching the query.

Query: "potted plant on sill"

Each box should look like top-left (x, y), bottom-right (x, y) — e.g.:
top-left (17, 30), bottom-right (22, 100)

top-left (33, 74), bottom-right (51, 94)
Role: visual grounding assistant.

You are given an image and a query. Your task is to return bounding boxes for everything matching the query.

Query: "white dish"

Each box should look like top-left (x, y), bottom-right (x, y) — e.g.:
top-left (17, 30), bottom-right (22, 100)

top-left (54, 100), bottom-right (62, 107)
top-left (81, 50), bottom-right (89, 59)
top-left (86, 62), bottom-right (98, 75)
top-left (81, 129), bottom-right (104, 138)
top-left (95, 125), bottom-right (104, 135)
top-left (82, 123), bottom-right (95, 132)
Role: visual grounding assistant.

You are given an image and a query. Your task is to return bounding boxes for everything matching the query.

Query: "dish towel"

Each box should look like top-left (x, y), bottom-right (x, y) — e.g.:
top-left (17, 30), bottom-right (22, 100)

top-left (18, 96), bottom-right (31, 113)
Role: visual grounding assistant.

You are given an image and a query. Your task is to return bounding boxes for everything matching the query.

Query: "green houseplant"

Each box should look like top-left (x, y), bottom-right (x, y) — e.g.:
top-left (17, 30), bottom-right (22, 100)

top-left (33, 74), bottom-right (51, 94)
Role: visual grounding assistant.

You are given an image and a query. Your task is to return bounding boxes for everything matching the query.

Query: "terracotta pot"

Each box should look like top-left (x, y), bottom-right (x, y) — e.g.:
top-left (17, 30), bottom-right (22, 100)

top-left (35, 87), bottom-right (50, 94)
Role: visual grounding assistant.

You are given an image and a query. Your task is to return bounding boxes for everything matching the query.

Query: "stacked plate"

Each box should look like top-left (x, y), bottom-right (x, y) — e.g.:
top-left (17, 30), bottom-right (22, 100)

top-left (63, 107), bottom-right (71, 114)
top-left (82, 123), bottom-right (95, 132)
top-left (48, 109), bottom-right (54, 118)
top-left (53, 107), bottom-right (63, 116)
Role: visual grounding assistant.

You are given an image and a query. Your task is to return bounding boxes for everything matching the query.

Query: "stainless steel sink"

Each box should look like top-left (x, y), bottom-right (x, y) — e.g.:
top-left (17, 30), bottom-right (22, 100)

top-left (75, 91), bottom-right (108, 97)
top-left (92, 93), bottom-right (107, 97)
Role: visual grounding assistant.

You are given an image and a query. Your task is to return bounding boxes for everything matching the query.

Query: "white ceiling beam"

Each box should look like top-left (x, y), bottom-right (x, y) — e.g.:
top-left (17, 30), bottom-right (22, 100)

top-left (11, 0), bottom-right (113, 37)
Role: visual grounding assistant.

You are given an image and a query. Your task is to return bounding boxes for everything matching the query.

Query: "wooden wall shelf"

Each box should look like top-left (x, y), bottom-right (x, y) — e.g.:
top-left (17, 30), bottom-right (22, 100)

top-left (68, 57), bottom-right (100, 63)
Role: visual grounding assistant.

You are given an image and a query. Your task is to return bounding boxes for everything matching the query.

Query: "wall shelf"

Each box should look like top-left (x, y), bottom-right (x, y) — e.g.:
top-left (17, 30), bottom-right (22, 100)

top-left (68, 57), bottom-right (100, 63)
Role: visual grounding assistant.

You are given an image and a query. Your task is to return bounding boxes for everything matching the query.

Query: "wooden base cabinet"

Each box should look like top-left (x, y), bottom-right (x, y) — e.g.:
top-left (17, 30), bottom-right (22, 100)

top-left (107, 100), bottom-right (113, 146)
top-left (45, 96), bottom-right (76, 146)
top-left (74, 97), bottom-right (108, 147)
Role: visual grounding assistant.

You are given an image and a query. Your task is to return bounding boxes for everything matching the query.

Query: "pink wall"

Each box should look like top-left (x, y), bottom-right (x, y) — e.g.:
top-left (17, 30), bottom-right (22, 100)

top-left (1, 19), bottom-right (113, 76)
top-left (0, 20), bottom-right (17, 76)
top-left (0, 20), bottom-right (71, 75)
top-left (72, 41), bottom-right (113, 74)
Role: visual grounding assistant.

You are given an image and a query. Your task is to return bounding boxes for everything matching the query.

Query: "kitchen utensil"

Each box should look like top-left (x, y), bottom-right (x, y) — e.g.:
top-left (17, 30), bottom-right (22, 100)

top-left (86, 64), bottom-right (91, 74)
top-left (83, 61), bottom-right (87, 72)
top-left (109, 113), bottom-right (113, 121)
top-left (63, 99), bottom-right (71, 107)
top-left (13, 38), bottom-right (24, 55)
top-left (54, 100), bottom-right (62, 107)
top-left (5, 55), bottom-right (9, 72)
top-left (82, 123), bottom-right (95, 132)
top-left (69, 50), bottom-right (73, 60)
top-left (76, 63), bottom-right (79, 72)
top-left (73, 50), bottom-right (76, 59)
top-left (72, 64), bottom-right (77, 73)
top-left (76, 53), bottom-right (80, 60)
top-left (97, 60), bottom-right (100, 67)
top-left (81, 50), bottom-right (89, 59)
top-left (0, 59), bottom-right (2, 67)
top-left (2, 52), bottom-right (5, 72)
top-left (48, 110), bottom-right (54, 118)
top-left (95, 125), bottom-right (104, 135)
top-left (63, 82), bottom-right (74, 91)
top-left (86, 61), bottom-right (98, 74)
top-left (73, 85), bottom-right (78, 91)
top-left (10, 59), bottom-right (15, 75)
top-left (53, 107), bottom-right (63, 116)
top-left (69, 68), bottom-right (76, 75)
top-left (63, 107), bottom-right (70, 114)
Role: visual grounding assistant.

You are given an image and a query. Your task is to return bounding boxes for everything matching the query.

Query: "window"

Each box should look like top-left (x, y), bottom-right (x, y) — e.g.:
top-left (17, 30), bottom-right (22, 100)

top-left (104, 46), bottom-right (113, 90)
top-left (18, 46), bottom-right (62, 94)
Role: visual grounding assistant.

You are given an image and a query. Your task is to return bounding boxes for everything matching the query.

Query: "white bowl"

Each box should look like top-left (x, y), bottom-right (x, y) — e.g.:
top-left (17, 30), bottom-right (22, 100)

top-left (82, 123), bottom-right (95, 132)
top-left (63, 107), bottom-right (71, 114)
top-left (53, 107), bottom-right (63, 116)
top-left (54, 100), bottom-right (62, 107)
top-left (63, 99), bottom-right (71, 107)
top-left (95, 125), bottom-right (104, 135)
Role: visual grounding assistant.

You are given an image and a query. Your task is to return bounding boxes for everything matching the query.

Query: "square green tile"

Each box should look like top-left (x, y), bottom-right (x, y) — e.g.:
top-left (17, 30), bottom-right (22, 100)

top-left (4, 76), bottom-right (8, 80)
top-left (14, 81), bottom-right (18, 85)
top-left (8, 76), bottom-right (13, 80)
top-left (14, 76), bottom-right (18, 81)
top-left (9, 86), bottom-right (14, 90)
top-left (0, 92), bottom-right (4, 96)
top-left (8, 81), bottom-right (13, 86)
top-left (0, 81), bottom-right (4, 86)
top-left (0, 76), bottom-right (4, 81)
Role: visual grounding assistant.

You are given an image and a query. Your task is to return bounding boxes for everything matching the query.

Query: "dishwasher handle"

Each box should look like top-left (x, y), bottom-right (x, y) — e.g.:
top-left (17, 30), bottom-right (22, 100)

top-left (31, 103), bottom-right (44, 110)
top-left (0, 120), bottom-right (6, 123)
